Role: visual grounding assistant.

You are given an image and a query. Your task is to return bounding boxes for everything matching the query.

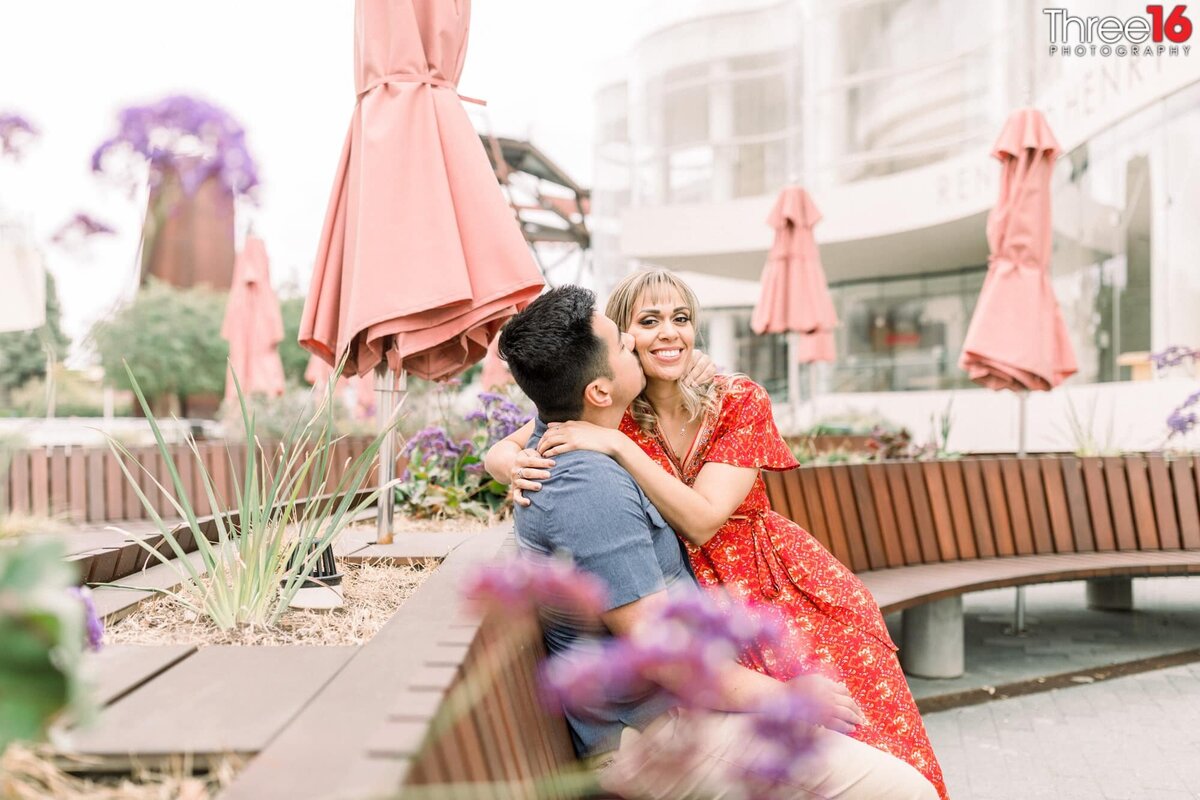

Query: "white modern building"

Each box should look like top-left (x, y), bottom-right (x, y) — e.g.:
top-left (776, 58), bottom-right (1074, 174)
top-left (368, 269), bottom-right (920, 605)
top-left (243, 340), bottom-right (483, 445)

top-left (592, 0), bottom-right (1200, 451)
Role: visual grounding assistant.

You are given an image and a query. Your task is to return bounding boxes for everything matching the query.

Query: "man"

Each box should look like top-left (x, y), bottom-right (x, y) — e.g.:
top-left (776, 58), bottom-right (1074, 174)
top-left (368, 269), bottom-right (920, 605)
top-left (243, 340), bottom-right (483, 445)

top-left (498, 286), bottom-right (937, 800)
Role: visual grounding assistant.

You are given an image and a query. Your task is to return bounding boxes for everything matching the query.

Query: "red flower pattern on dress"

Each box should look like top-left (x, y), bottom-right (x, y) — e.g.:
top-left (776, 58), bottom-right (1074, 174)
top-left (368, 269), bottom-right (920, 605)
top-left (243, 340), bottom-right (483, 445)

top-left (619, 375), bottom-right (949, 800)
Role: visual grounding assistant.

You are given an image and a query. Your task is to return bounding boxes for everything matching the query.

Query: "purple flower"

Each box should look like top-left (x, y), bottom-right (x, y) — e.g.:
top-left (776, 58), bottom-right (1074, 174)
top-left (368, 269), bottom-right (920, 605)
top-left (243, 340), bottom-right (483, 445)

top-left (540, 591), bottom-right (793, 713)
top-left (462, 554), bottom-right (609, 620)
top-left (472, 391), bottom-right (533, 446)
top-left (91, 94), bottom-right (260, 198)
top-left (1151, 345), bottom-right (1200, 371)
top-left (0, 112), bottom-right (38, 159)
top-left (69, 586), bottom-right (104, 651)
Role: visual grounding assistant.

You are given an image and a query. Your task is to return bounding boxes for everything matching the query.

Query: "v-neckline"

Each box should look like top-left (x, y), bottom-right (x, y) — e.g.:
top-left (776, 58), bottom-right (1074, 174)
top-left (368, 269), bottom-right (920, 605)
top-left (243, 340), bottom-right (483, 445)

top-left (655, 413), bottom-right (706, 480)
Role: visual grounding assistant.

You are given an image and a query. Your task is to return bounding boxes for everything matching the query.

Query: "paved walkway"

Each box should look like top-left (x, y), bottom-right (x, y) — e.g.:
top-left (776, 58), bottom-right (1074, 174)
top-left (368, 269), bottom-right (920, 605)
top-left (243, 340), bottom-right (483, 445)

top-left (926, 661), bottom-right (1200, 799)
top-left (906, 577), bottom-right (1200, 799)
top-left (890, 577), bottom-right (1200, 701)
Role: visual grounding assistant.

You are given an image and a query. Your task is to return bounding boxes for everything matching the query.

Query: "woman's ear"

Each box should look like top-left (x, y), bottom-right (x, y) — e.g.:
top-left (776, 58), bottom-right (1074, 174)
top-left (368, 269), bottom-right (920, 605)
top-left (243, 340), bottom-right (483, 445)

top-left (583, 378), bottom-right (615, 410)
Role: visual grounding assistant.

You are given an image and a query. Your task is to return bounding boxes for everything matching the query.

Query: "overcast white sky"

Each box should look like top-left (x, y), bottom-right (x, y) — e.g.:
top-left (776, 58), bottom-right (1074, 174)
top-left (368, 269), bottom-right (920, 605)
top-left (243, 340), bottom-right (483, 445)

top-left (0, 0), bottom-right (664, 363)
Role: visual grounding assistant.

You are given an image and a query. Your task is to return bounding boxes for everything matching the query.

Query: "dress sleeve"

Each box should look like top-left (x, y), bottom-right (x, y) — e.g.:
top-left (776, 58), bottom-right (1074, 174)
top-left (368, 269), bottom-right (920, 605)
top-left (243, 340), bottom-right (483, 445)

top-left (703, 378), bottom-right (799, 471)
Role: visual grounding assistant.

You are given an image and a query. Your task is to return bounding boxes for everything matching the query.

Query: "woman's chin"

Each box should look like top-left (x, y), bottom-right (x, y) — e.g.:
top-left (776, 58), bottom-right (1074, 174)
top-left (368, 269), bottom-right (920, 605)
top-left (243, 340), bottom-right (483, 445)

top-left (642, 364), bottom-right (687, 383)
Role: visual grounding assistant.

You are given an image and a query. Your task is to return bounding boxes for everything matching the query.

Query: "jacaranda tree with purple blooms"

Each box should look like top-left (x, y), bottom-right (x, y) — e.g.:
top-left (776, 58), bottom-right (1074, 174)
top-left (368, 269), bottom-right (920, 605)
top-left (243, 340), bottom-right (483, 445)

top-left (1152, 346), bottom-right (1200, 444)
top-left (91, 94), bottom-right (259, 286)
top-left (91, 95), bottom-right (259, 198)
top-left (396, 391), bottom-right (533, 519)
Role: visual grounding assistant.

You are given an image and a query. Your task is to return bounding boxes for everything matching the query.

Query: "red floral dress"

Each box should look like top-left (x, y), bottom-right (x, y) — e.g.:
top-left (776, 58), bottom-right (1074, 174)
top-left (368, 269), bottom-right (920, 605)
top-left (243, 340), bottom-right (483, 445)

top-left (619, 376), bottom-right (948, 800)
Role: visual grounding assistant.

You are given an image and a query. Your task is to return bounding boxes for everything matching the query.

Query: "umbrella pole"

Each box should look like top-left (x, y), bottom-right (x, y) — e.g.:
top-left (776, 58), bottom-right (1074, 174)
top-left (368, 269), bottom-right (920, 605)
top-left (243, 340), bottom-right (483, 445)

top-left (1008, 390), bottom-right (1030, 635)
top-left (788, 332), bottom-right (802, 433)
top-left (375, 366), bottom-right (407, 545)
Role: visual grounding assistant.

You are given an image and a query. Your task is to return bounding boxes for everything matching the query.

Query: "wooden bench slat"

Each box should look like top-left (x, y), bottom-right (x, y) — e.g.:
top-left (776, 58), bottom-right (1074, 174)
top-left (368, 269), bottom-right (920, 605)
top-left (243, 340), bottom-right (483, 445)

top-left (884, 464), bottom-right (921, 565)
top-left (1020, 458), bottom-right (1054, 554)
top-left (1040, 457), bottom-right (1075, 554)
top-left (849, 465), bottom-right (889, 570)
top-left (1104, 456), bottom-right (1138, 551)
top-left (799, 468), bottom-right (833, 555)
top-left (959, 459), bottom-right (996, 557)
top-left (980, 459), bottom-right (1015, 557)
top-left (1147, 454), bottom-right (1181, 550)
top-left (1126, 455), bottom-right (1161, 551)
top-left (764, 471), bottom-right (791, 521)
top-left (920, 461), bottom-right (958, 562)
top-left (1179, 457), bottom-right (1200, 549)
top-left (86, 450), bottom-right (106, 522)
top-left (832, 466), bottom-right (871, 572)
top-left (816, 467), bottom-right (853, 569)
top-left (784, 469), bottom-right (810, 533)
top-left (940, 460), bottom-right (977, 560)
top-left (1081, 457), bottom-right (1115, 551)
top-left (1000, 458), bottom-right (1034, 555)
top-left (865, 463), bottom-right (905, 568)
top-left (899, 463), bottom-right (937, 564)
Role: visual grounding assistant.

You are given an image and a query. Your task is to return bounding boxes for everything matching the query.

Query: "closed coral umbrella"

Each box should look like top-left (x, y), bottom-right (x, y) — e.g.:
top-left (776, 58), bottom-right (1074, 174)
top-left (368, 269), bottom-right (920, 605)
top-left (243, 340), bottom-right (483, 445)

top-left (299, 0), bottom-right (543, 381)
top-left (752, 186), bottom-right (837, 424)
top-left (221, 235), bottom-right (285, 404)
top-left (960, 108), bottom-right (1077, 453)
top-left (298, 0), bottom-right (544, 541)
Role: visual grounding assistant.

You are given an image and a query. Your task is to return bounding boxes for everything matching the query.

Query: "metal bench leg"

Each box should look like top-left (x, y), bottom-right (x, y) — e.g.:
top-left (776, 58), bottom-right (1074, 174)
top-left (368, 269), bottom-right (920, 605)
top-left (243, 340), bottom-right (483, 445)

top-left (900, 596), bottom-right (964, 679)
top-left (1086, 576), bottom-right (1133, 611)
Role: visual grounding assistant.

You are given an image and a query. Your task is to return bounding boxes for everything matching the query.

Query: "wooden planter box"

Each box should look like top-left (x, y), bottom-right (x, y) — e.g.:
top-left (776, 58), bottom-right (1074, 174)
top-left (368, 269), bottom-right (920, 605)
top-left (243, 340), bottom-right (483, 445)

top-left (2, 436), bottom-right (386, 526)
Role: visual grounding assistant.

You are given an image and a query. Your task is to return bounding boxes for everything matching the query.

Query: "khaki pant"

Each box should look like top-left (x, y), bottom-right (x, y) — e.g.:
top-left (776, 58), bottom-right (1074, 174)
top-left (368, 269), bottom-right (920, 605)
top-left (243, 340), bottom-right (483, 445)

top-left (596, 709), bottom-right (939, 800)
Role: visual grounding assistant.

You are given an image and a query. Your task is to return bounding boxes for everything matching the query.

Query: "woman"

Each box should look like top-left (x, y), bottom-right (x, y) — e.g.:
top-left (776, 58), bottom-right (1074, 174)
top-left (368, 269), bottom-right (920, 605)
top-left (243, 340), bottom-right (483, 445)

top-left (485, 269), bottom-right (948, 800)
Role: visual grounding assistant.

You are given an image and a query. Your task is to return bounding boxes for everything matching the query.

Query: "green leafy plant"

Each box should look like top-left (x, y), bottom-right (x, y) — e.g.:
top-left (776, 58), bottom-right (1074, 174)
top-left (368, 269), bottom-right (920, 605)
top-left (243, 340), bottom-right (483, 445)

top-left (395, 393), bottom-right (532, 520)
top-left (105, 362), bottom-right (400, 630)
top-left (0, 540), bottom-right (93, 751)
top-left (90, 280), bottom-right (228, 416)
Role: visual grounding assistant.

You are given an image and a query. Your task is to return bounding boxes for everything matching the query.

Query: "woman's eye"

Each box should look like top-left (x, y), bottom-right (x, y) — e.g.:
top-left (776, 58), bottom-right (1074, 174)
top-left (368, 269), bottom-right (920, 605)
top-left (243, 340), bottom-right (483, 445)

top-left (674, 316), bottom-right (691, 325)
top-left (640, 318), bottom-right (657, 326)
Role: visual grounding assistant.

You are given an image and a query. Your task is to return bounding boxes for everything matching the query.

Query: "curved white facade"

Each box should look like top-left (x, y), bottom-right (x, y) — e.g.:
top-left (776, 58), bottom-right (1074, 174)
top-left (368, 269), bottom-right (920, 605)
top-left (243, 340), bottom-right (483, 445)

top-left (594, 0), bottom-right (1200, 402)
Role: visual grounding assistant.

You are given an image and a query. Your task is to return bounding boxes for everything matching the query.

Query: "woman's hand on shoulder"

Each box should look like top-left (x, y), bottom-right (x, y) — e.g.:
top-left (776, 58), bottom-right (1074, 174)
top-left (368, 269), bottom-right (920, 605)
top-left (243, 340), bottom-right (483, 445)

top-left (510, 448), bottom-right (554, 507)
top-left (683, 349), bottom-right (717, 388)
top-left (537, 421), bottom-right (624, 459)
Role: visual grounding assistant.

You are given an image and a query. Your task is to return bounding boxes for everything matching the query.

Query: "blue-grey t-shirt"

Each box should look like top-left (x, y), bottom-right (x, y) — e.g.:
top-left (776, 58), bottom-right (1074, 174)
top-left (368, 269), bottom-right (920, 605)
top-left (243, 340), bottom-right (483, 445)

top-left (514, 419), bottom-right (695, 756)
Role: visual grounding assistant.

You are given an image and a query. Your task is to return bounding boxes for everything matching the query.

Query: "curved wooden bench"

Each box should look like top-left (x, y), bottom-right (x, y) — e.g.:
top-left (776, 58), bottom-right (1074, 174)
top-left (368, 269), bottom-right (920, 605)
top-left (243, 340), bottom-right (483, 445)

top-left (762, 454), bottom-right (1200, 677)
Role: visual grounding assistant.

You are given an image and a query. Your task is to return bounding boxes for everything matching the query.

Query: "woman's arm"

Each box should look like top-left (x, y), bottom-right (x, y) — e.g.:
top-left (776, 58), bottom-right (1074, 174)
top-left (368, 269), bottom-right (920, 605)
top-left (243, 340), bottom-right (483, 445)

top-left (537, 422), bottom-right (757, 547)
top-left (482, 420), bottom-right (554, 507)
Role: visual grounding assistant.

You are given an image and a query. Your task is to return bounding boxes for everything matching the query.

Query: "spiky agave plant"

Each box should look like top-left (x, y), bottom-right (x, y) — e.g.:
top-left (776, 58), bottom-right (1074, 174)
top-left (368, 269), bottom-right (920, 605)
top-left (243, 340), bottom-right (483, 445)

top-left (105, 361), bottom-right (399, 630)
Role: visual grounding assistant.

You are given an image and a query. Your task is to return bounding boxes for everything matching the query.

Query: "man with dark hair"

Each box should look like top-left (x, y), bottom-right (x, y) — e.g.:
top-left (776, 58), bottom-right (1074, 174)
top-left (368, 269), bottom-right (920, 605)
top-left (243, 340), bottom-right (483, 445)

top-left (498, 286), bottom-right (937, 799)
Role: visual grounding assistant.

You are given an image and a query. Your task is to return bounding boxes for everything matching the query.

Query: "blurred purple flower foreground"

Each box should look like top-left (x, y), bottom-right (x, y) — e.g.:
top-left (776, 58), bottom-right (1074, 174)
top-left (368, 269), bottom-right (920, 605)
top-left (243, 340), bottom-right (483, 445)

top-left (0, 112), bottom-right (39, 159)
top-left (91, 94), bottom-right (259, 197)
top-left (68, 586), bottom-right (104, 651)
top-left (462, 552), bottom-right (607, 620)
top-left (464, 556), bottom-right (823, 796)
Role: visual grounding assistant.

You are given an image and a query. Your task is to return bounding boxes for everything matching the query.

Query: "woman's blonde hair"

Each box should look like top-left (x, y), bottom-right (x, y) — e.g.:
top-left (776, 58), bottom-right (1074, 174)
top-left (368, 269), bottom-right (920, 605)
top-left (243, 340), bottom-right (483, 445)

top-left (605, 268), bottom-right (721, 432)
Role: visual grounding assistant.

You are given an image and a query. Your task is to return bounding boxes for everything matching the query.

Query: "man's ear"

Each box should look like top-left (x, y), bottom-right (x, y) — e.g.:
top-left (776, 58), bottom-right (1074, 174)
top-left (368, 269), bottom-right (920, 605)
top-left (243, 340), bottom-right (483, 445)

top-left (583, 377), bottom-right (615, 410)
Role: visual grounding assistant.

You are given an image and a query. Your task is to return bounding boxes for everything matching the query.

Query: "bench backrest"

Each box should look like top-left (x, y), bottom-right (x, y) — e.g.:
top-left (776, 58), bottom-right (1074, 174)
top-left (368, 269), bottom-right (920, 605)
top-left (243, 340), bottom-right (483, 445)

top-left (761, 454), bottom-right (1200, 573)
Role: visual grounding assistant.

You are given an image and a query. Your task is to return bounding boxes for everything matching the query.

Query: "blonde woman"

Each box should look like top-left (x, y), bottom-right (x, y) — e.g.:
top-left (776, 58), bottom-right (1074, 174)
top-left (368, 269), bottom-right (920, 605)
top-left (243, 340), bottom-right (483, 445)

top-left (485, 269), bottom-right (948, 800)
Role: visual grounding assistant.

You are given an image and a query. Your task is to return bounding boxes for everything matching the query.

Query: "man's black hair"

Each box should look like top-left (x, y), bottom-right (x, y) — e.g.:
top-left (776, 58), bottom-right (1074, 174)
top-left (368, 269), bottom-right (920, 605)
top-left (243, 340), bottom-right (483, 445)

top-left (497, 286), bottom-right (613, 422)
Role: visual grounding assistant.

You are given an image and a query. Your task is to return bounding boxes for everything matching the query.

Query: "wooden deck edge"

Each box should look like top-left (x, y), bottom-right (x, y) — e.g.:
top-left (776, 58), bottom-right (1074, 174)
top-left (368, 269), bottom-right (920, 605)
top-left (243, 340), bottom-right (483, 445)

top-left (219, 524), bottom-right (513, 800)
